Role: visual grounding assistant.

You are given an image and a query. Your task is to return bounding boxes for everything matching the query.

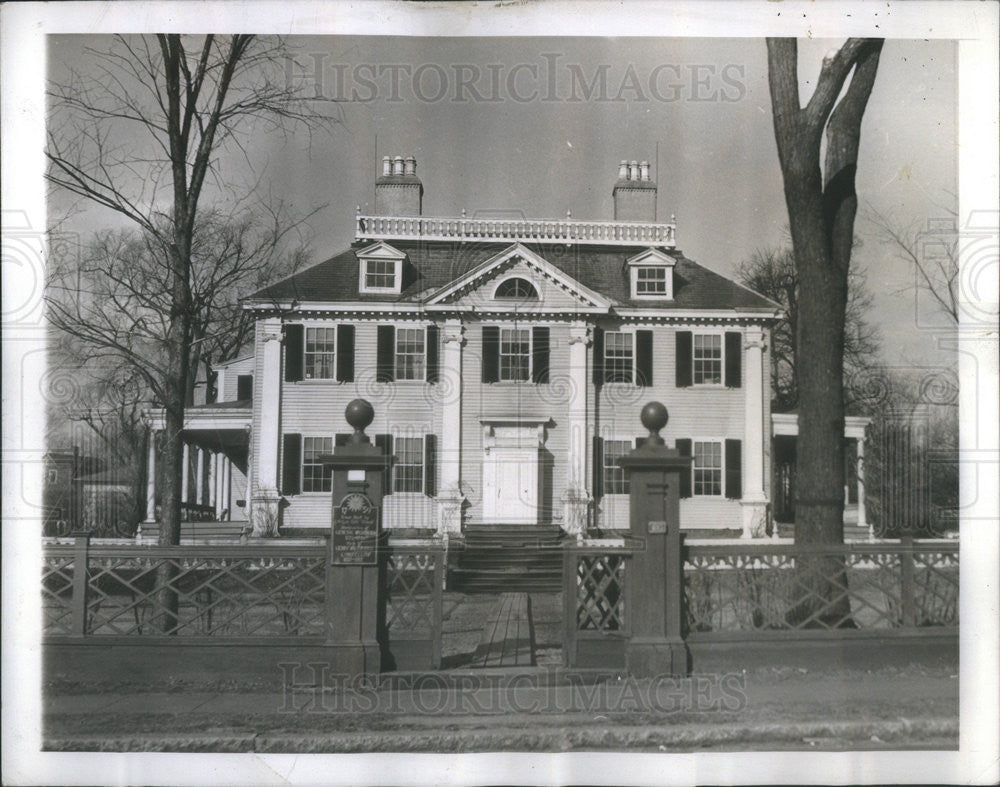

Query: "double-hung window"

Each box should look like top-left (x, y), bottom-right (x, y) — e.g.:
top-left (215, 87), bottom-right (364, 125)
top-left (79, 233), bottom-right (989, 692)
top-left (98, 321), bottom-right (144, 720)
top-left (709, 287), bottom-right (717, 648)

top-left (395, 328), bottom-right (425, 381)
top-left (693, 440), bottom-right (723, 496)
top-left (602, 439), bottom-right (632, 495)
top-left (302, 436), bottom-right (333, 492)
top-left (304, 327), bottom-right (336, 379)
top-left (635, 267), bottom-right (667, 296)
top-left (604, 331), bottom-right (634, 384)
top-left (693, 334), bottom-right (722, 385)
top-left (364, 259), bottom-right (396, 290)
top-left (394, 436), bottom-right (424, 493)
top-left (499, 328), bottom-right (531, 382)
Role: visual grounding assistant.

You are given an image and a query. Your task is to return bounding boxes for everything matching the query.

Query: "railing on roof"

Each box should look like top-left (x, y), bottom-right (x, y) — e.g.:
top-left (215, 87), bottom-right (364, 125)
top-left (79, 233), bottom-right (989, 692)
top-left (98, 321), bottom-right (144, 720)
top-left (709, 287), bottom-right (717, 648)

top-left (356, 213), bottom-right (676, 247)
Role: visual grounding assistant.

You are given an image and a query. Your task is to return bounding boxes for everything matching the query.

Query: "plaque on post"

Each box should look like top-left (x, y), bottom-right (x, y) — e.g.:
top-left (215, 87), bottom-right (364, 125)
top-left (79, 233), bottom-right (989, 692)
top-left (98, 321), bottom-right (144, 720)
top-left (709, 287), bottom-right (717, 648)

top-left (332, 492), bottom-right (379, 565)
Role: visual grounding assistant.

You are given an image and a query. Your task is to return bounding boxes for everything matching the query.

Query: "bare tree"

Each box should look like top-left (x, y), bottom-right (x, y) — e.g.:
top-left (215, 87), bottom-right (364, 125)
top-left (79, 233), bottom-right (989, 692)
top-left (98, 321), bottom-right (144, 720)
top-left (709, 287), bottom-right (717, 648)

top-left (738, 245), bottom-right (881, 411)
top-left (46, 34), bottom-right (324, 630)
top-left (767, 37), bottom-right (883, 626)
top-left (867, 204), bottom-right (959, 324)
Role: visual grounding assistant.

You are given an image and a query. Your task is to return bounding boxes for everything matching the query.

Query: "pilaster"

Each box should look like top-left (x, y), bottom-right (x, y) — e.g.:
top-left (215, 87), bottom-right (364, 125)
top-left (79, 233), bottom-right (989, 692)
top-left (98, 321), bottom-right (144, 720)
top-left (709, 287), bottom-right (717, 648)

top-left (437, 319), bottom-right (465, 537)
top-left (564, 322), bottom-right (593, 539)
top-left (253, 318), bottom-right (284, 535)
top-left (742, 325), bottom-right (768, 538)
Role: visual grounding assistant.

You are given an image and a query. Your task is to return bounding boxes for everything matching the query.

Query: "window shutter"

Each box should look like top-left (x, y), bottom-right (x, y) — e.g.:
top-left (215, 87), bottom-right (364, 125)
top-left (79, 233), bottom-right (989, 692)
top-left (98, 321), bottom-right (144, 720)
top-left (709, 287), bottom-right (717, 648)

top-left (281, 433), bottom-right (301, 496)
top-left (374, 433), bottom-right (393, 494)
top-left (636, 329), bottom-right (654, 387)
top-left (424, 434), bottom-right (436, 496)
top-left (725, 332), bottom-right (742, 388)
top-left (532, 326), bottom-right (550, 383)
top-left (592, 436), bottom-right (604, 500)
top-left (376, 325), bottom-right (395, 383)
top-left (236, 374), bottom-right (253, 401)
top-left (425, 325), bottom-right (439, 383)
top-left (675, 331), bottom-right (692, 388)
top-left (284, 324), bottom-right (304, 382)
top-left (335, 433), bottom-right (351, 447)
top-left (337, 324), bottom-right (355, 382)
top-left (482, 326), bottom-right (500, 383)
top-left (593, 327), bottom-right (605, 385)
top-left (725, 439), bottom-right (742, 499)
top-left (676, 438), bottom-right (692, 498)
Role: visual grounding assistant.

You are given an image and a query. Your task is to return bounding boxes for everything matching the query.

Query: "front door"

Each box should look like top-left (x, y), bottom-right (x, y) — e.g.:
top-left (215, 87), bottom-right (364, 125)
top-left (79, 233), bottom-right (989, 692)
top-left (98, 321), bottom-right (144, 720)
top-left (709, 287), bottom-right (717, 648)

top-left (482, 446), bottom-right (538, 523)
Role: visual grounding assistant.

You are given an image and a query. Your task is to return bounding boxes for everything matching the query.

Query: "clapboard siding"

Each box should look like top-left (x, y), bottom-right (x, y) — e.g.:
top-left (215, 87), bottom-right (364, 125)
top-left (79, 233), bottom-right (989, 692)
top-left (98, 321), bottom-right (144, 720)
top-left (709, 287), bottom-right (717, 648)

top-left (217, 355), bottom-right (254, 403)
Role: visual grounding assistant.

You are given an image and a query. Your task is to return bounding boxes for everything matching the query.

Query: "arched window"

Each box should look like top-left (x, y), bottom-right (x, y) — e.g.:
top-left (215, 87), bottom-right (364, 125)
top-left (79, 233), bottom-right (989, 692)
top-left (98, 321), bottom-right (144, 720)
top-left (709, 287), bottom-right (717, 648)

top-left (494, 277), bottom-right (538, 300)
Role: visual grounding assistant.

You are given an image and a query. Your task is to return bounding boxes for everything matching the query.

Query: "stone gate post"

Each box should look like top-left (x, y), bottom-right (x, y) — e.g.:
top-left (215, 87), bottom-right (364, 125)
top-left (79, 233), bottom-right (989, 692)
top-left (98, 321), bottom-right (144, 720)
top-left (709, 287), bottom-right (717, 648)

top-left (320, 399), bottom-right (394, 679)
top-left (618, 401), bottom-right (692, 677)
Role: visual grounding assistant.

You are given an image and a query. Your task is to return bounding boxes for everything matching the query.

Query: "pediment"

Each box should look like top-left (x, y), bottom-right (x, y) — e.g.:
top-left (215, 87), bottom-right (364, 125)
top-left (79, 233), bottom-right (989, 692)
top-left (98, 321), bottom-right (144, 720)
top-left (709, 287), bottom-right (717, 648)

top-left (426, 243), bottom-right (611, 310)
top-left (625, 247), bottom-right (676, 268)
top-left (356, 240), bottom-right (407, 261)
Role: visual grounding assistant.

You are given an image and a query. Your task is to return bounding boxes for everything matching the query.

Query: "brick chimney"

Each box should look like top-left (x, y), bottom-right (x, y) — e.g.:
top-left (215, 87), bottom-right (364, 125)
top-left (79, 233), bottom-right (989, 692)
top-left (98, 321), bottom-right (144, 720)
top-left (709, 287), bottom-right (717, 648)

top-left (375, 155), bottom-right (423, 216)
top-left (612, 159), bottom-right (656, 222)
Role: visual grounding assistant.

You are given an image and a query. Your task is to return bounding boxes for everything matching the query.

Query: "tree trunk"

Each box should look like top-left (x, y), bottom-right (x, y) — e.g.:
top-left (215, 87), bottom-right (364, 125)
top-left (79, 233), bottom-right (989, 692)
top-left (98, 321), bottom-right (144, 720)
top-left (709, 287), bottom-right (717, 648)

top-left (767, 37), bottom-right (883, 627)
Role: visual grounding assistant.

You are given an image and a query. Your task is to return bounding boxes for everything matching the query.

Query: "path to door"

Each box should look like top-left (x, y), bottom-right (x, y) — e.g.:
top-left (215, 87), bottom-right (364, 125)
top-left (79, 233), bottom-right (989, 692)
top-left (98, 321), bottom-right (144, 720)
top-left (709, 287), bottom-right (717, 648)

top-left (471, 593), bottom-right (535, 667)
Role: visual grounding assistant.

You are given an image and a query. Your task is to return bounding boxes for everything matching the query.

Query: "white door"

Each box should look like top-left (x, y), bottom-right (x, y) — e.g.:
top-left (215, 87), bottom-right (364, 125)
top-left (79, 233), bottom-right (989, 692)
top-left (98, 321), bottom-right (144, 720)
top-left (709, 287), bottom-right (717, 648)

top-left (482, 447), bottom-right (538, 523)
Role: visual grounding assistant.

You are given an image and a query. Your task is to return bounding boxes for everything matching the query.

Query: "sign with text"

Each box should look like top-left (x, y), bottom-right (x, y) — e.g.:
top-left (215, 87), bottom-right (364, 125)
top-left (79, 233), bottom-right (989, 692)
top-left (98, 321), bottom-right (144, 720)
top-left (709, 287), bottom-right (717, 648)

top-left (332, 492), bottom-right (379, 565)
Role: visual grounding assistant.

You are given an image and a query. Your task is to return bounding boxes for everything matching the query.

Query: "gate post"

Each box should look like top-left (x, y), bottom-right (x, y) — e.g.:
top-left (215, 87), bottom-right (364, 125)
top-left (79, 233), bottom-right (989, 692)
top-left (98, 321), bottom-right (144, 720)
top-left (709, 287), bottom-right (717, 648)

top-left (320, 399), bottom-right (394, 680)
top-left (618, 401), bottom-right (692, 677)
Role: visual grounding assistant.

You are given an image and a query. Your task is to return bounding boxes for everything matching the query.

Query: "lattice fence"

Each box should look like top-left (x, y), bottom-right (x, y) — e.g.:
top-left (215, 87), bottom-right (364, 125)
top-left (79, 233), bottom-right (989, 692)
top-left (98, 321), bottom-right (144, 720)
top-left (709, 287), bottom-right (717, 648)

top-left (684, 542), bottom-right (958, 633)
top-left (43, 543), bottom-right (326, 637)
top-left (575, 554), bottom-right (627, 632)
top-left (384, 550), bottom-right (441, 638)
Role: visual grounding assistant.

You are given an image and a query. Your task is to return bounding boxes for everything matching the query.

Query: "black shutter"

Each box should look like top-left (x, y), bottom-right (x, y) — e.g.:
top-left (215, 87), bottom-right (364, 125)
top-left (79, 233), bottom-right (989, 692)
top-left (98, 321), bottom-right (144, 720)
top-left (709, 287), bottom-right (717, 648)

top-left (337, 324), bottom-right (355, 382)
top-left (532, 326), bottom-right (550, 383)
top-left (281, 433), bottom-right (301, 495)
top-left (374, 433), bottom-right (393, 494)
top-left (592, 436), bottom-right (604, 500)
top-left (636, 329), bottom-right (654, 387)
top-left (676, 438), bottom-right (692, 498)
top-left (376, 325), bottom-right (395, 383)
top-left (425, 325), bottom-right (439, 383)
top-left (593, 327), bottom-right (605, 385)
top-left (725, 439), bottom-right (742, 499)
top-left (675, 331), bottom-right (692, 388)
top-left (284, 324), bottom-right (303, 382)
top-left (335, 433), bottom-right (351, 447)
top-left (424, 434), bottom-right (436, 496)
top-left (725, 332), bottom-right (742, 388)
top-left (236, 374), bottom-right (253, 401)
top-left (482, 326), bottom-right (500, 383)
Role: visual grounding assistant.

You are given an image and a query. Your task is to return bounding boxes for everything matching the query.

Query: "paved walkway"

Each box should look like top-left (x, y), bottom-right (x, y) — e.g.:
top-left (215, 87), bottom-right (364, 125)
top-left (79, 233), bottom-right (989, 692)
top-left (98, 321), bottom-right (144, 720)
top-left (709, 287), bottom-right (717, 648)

top-left (471, 592), bottom-right (534, 667)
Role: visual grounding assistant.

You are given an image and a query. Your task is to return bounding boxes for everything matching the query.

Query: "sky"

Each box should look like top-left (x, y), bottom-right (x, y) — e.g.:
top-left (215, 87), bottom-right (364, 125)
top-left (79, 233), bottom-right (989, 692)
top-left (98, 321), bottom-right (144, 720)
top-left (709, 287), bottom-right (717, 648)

top-left (48, 34), bottom-right (958, 371)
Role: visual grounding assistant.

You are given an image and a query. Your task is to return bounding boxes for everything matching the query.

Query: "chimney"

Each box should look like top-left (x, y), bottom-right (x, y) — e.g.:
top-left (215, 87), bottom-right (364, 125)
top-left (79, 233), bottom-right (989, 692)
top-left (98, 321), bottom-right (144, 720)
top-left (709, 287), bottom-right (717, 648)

top-left (612, 158), bottom-right (657, 222)
top-left (375, 154), bottom-right (423, 216)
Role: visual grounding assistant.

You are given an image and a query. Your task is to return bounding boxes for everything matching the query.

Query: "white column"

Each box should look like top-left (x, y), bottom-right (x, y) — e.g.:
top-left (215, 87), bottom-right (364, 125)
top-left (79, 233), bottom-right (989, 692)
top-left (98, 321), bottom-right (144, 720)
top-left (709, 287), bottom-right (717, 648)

top-left (196, 447), bottom-right (206, 506)
top-left (145, 430), bottom-right (156, 522)
top-left (181, 443), bottom-right (190, 505)
top-left (857, 433), bottom-right (869, 536)
top-left (253, 318), bottom-right (283, 534)
top-left (208, 450), bottom-right (217, 512)
top-left (223, 457), bottom-right (232, 521)
top-left (741, 325), bottom-right (768, 538)
top-left (562, 322), bottom-right (592, 541)
top-left (436, 319), bottom-right (465, 539)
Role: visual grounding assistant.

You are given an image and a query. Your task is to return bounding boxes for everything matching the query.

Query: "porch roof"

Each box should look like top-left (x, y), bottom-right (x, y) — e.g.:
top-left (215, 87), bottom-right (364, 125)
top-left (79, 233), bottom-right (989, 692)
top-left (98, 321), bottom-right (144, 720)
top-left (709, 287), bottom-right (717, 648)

top-left (146, 401), bottom-right (251, 434)
top-left (772, 412), bottom-right (871, 439)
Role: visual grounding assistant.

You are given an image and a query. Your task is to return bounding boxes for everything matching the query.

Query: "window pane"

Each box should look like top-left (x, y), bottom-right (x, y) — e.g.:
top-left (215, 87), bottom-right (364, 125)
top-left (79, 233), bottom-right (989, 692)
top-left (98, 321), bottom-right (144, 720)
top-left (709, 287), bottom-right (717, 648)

top-left (693, 440), bottom-right (722, 496)
top-left (693, 333), bottom-right (722, 384)
top-left (635, 267), bottom-right (667, 294)
top-left (603, 439), bottom-right (632, 495)
top-left (393, 436), bottom-right (424, 493)
top-left (604, 331), bottom-right (634, 383)
top-left (302, 436), bottom-right (333, 492)
top-left (365, 259), bottom-right (396, 289)
top-left (499, 328), bottom-right (530, 381)
top-left (496, 278), bottom-right (538, 299)
top-left (395, 327), bottom-right (426, 380)
top-left (305, 327), bottom-right (336, 379)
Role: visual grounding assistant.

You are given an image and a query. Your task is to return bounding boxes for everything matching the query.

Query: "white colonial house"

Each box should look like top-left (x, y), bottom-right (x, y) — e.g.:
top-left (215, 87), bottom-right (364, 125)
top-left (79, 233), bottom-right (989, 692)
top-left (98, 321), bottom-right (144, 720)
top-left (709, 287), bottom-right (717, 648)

top-left (145, 156), bottom-right (870, 542)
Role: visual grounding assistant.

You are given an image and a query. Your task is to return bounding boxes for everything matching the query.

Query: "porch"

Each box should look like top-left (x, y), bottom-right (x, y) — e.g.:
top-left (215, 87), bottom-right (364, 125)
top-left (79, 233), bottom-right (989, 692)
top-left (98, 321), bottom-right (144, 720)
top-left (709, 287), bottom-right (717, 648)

top-left (144, 401), bottom-right (251, 540)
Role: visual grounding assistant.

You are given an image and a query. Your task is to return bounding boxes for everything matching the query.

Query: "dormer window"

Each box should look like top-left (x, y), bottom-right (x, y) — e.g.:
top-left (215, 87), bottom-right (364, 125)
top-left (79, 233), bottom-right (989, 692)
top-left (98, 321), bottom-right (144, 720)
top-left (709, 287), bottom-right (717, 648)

top-left (626, 247), bottom-right (675, 300)
top-left (494, 277), bottom-right (539, 300)
top-left (357, 241), bottom-right (407, 295)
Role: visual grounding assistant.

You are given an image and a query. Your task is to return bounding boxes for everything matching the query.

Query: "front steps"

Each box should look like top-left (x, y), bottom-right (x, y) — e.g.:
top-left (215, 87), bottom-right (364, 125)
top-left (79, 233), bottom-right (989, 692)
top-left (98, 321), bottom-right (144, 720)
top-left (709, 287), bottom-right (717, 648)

top-left (450, 524), bottom-right (565, 594)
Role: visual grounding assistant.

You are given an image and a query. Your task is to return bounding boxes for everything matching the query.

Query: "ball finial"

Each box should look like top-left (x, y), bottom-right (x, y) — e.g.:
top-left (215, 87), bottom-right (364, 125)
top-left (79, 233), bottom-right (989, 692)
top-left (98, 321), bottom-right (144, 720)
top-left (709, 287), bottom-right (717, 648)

top-left (640, 401), bottom-right (668, 443)
top-left (345, 398), bottom-right (375, 439)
